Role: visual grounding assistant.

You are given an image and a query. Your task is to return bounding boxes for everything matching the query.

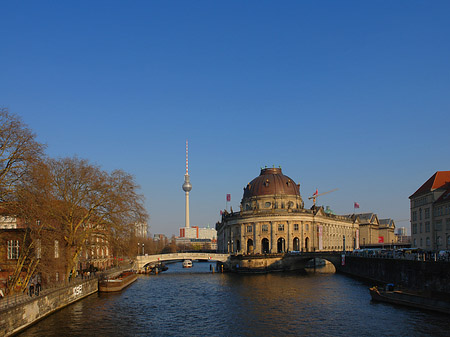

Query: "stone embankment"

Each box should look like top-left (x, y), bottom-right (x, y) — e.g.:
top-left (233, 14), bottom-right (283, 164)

top-left (0, 266), bottom-right (132, 337)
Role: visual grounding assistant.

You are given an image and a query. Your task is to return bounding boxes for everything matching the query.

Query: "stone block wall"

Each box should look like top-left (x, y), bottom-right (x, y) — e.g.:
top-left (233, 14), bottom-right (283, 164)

top-left (1, 278), bottom-right (98, 336)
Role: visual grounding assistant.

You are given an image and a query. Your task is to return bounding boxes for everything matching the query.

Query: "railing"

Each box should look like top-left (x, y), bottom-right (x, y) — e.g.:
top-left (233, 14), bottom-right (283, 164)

top-left (0, 263), bottom-right (133, 312)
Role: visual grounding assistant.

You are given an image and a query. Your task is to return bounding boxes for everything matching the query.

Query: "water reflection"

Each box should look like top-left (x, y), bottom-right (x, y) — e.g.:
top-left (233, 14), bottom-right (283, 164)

top-left (19, 262), bottom-right (450, 337)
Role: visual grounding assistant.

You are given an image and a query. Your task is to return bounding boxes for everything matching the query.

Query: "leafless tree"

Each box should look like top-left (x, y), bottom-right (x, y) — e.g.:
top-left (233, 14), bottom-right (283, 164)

top-left (0, 108), bottom-right (45, 202)
top-left (46, 157), bottom-right (148, 280)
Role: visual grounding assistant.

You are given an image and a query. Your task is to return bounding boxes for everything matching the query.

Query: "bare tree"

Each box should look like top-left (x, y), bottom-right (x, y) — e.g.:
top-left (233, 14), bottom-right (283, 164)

top-left (46, 157), bottom-right (148, 280)
top-left (0, 108), bottom-right (45, 202)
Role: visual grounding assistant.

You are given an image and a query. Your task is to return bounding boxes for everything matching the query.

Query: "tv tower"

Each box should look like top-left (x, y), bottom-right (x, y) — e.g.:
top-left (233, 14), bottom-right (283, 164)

top-left (182, 140), bottom-right (192, 228)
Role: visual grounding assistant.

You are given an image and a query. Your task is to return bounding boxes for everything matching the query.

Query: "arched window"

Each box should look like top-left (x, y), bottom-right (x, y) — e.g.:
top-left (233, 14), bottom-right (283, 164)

top-left (247, 239), bottom-right (254, 254)
top-left (277, 238), bottom-right (285, 253)
top-left (293, 237), bottom-right (300, 251)
top-left (262, 238), bottom-right (270, 253)
top-left (426, 237), bottom-right (430, 247)
top-left (305, 237), bottom-right (310, 252)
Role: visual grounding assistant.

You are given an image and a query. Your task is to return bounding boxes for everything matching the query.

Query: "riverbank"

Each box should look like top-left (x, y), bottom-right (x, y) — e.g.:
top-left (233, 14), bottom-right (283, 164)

top-left (0, 266), bottom-right (132, 337)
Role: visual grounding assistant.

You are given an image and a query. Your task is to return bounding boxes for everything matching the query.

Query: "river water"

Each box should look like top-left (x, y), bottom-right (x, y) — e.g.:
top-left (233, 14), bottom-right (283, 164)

top-left (18, 262), bottom-right (449, 337)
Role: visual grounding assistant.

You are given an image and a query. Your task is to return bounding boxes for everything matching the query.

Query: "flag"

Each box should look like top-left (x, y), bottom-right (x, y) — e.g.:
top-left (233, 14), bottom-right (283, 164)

top-left (354, 202), bottom-right (360, 209)
top-left (220, 210), bottom-right (223, 216)
top-left (313, 189), bottom-right (318, 196)
top-left (226, 194), bottom-right (231, 202)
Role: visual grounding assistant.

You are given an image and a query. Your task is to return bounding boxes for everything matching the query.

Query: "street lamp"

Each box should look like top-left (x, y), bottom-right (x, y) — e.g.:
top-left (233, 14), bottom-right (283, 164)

top-left (137, 243), bottom-right (140, 256)
top-left (142, 243), bottom-right (145, 255)
top-left (343, 235), bottom-right (346, 253)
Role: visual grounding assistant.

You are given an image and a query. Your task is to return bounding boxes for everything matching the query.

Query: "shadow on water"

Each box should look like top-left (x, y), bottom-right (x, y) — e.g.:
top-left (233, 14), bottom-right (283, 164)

top-left (18, 261), bottom-right (450, 337)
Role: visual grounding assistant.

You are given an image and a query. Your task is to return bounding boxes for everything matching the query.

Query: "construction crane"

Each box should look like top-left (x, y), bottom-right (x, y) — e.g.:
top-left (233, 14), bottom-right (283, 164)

top-left (308, 188), bottom-right (338, 208)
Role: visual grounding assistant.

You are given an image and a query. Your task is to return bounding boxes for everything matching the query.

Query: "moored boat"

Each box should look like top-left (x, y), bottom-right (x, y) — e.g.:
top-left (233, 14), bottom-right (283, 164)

top-left (99, 271), bottom-right (137, 292)
top-left (182, 260), bottom-right (193, 268)
top-left (369, 286), bottom-right (450, 314)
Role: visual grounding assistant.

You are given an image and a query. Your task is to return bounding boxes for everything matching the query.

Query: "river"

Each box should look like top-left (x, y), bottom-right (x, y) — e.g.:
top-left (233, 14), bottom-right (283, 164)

top-left (18, 262), bottom-right (449, 337)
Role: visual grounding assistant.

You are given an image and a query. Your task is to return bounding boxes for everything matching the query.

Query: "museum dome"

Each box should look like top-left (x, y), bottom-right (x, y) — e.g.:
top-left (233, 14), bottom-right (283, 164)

top-left (243, 167), bottom-right (300, 199)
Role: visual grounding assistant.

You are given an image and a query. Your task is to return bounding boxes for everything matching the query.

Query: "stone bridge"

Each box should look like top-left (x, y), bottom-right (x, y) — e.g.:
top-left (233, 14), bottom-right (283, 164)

top-left (134, 252), bottom-right (230, 271)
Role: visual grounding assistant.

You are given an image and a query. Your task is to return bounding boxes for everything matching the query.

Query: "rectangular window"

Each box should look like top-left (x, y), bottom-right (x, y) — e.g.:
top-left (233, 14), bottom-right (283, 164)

top-left (435, 220), bottom-right (442, 231)
top-left (412, 211), bottom-right (417, 221)
top-left (247, 225), bottom-right (252, 233)
top-left (262, 224), bottom-right (268, 232)
top-left (54, 240), bottom-right (59, 258)
top-left (36, 239), bottom-right (41, 259)
top-left (425, 208), bottom-right (430, 219)
top-left (420, 223), bottom-right (422, 233)
top-left (278, 224), bottom-right (285, 231)
top-left (7, 240), bottom-right (19, 259)
top-left (425, 222), bottom-right (430, 233)
top-left (294, 224), bottom-right (299, 231)
top-left (412, 223), bottom-right (417, 234)
top-left (446, 218), bottom-right (450, 230)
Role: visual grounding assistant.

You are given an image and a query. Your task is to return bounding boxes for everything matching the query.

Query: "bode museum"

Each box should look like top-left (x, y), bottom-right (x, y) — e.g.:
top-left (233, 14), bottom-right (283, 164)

top-left (216, 167), bottom-right (359, 259)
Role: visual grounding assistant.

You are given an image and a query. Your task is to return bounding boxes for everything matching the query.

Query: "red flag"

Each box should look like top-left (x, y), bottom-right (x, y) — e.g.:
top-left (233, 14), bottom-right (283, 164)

top-left (354, 202), bottom-right (360, 209)
top-left (313, 189), bottom-right (318, 196)
top-left (378, 236), bottom-right (384, 243)
top-left (220, 210), bottom-right (223, 215)
top-left (226, 194), bottom-right (231, 202)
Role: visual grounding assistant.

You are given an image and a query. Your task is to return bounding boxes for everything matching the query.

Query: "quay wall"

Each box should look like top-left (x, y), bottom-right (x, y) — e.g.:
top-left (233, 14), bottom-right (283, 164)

top-left (336, 256), bottom-right (450, 296)
top-left (0, 278), bottom-right (98, 337)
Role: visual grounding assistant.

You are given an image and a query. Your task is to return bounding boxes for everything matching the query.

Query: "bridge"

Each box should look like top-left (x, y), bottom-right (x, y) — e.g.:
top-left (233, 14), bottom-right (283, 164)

top-left (135, 252), bottom-right (230, 271)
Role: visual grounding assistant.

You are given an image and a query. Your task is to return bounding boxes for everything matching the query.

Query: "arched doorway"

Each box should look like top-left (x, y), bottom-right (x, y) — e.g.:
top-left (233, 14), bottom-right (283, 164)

top-left (293, 237), bottom-right (300, 251)
top-left (262, 238), bottom-right (270, 253)
top-left (277, 238), bottom-right (285, 253)
top-left (236, 240), bottom-right (241, 253)
top-left (305, 237), bottom-right (310, 252)
top-left (247, 239), bottom-right (254, 254)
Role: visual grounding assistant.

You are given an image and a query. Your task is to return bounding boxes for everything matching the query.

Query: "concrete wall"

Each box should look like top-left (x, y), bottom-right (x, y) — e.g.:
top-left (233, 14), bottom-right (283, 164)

top-left (336, 256), bottom-right (450, 297)
top-left (1, 278), bottom-right (98, 337)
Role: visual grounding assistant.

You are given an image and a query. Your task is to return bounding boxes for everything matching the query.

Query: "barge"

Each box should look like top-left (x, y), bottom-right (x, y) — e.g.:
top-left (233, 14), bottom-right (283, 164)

top-left (369, 286), bottom-right (450, 315)
top-left (99, 271), bottom-right (137, 292)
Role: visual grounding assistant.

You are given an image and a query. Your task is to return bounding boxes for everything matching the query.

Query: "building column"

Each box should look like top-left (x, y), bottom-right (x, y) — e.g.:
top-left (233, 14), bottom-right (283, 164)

top-left (270, 221), bottom-right (274, 253)
top-left (286, 221), bottom-right (290, 252)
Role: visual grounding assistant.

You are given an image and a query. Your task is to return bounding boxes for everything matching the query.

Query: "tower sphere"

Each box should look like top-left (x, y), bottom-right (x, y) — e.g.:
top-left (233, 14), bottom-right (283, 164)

top-left (183, 176), bottom-right (192, 192)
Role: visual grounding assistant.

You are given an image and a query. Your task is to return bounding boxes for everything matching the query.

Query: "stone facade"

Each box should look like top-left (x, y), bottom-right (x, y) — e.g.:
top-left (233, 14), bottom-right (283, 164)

top-left (410, 171), bottom-right (450, 250)
top-left (216, 168), bottom-right (359, 254)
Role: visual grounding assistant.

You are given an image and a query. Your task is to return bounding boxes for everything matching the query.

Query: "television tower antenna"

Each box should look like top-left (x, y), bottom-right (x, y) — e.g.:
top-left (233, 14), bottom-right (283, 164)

top-left (182, 140), bottom-right (192, 228)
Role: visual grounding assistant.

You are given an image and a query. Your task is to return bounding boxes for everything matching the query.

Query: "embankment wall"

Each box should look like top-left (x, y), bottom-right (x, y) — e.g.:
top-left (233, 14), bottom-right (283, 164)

top-left (1, 278), bottom-right (98, 337)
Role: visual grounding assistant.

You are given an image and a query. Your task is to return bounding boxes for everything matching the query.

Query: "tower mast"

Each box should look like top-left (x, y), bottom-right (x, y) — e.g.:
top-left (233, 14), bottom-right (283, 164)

top-left (182, 140), bottom-right (192, 228)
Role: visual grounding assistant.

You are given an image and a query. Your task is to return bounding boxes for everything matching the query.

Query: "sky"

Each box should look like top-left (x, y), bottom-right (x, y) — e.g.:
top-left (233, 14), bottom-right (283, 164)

top-left (1, 1), bottom-right (449, 237)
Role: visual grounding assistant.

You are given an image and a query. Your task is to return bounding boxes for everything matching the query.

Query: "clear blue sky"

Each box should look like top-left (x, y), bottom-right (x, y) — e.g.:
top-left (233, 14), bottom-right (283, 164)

top-left (1, 1), bottom-right (449, 236)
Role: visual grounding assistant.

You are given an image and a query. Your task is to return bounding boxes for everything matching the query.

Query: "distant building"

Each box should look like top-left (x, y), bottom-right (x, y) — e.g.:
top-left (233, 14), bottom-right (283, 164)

top-left (347, 213), bottom-right (396, 248)
top-left (135, 222), bottom-right (148, 238)
top-left (409, 171), bottom-right (450, 250)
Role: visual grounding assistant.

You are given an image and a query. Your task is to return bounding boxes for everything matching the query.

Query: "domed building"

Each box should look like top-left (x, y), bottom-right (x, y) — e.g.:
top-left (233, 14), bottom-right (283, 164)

top-left (216, 167), bottom-right (359, 257)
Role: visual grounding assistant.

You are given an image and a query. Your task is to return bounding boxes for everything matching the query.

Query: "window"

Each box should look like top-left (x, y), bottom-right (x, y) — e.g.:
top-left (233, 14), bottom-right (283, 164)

top-left (425, 221), bottom-right (430, 233)
top-left (412, 211), bottom-right (417, 221)
top-left (247, 225), bottom-right (253, 233)
top-left (413, 238), bottom-right (417, 247)
top-left (419, 208), bottom-right (422, 221)
top-left (36, 239), bottom-right (41, 259)
top-left (420, 223), bottom-right (423, 233)
top-left (7, 240), bottom-right (19, 259)
top-left (262, 224), bottom-right (268, 232)
top-left (426, 237), bottom-right (430, 247)
top-left (54, 240), bottom-right (59, 258)
top-left (412, 223), bottom-right (417, 234)
top-left (294, 224), bottom-right (299, 231)
top-left (446, 218), bottom-right (450, 230)
top-left (425, 208), bottom-right (430, 219)
top-left (435, 220), bottom-right (442, 231)
top-left (265, 202), bottom-right (271, 208)
top-left (305, 224), bottom-right (309, 231)
top-left (278, 224), bottom-right (285, 231)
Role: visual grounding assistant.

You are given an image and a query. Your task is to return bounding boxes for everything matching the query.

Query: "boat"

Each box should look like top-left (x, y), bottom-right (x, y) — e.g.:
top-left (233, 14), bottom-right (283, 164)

top-left (369, 286), bottom-right (450, 314)
top-left (99, 271), bottom-right (137, 292)
top-left (182, 259), bottom-right (193, 268)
